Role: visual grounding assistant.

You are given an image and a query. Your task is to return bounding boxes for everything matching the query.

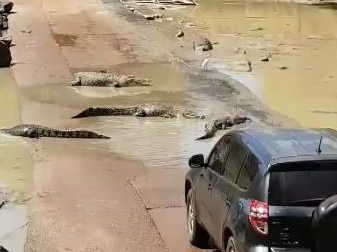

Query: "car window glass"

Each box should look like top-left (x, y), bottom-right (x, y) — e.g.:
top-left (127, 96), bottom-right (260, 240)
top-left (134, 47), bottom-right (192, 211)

top-left (224, 141), bottom-right (248, 183)
top-left (208, 137), bottom-right (230, 175)
top-left (269, 162), bottom-right (337, 206)
top-left (237, 153), bottom-right (259, 190)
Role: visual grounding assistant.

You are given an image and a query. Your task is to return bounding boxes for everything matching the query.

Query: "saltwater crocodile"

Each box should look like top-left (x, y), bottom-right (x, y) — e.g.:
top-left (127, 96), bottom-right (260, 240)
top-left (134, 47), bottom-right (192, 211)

top-left (196, 116), bottom-right (251, 140)
top-left (69, 71), bottom-right (151, 88)
top-left (0, 124), bottom-right (110, 139)
top-left (72, 103), bottom-right (205, 119)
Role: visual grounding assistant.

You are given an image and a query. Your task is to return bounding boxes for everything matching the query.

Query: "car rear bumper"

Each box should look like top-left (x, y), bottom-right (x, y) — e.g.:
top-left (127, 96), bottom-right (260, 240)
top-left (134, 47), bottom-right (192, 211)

top-left (247, 246), bottom-right (310, 252)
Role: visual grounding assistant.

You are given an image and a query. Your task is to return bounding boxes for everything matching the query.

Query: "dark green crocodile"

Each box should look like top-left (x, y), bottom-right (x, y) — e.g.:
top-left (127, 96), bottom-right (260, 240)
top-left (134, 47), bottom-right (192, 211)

top-left (72, 103), bottom-right (205, 119)
top-left (0, 124), bottom-right (110, 139)
top-left (196, 116), bottom-right (251, 140)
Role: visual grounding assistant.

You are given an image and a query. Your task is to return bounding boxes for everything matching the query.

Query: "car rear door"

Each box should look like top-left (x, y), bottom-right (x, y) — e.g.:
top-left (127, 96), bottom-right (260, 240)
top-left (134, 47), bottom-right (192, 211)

top-left (268, 161), bottom-right (337, 249)
top-left (195, 136), bottom-right (229, 232)
top-left (210, 138), bottom-right (249, 246)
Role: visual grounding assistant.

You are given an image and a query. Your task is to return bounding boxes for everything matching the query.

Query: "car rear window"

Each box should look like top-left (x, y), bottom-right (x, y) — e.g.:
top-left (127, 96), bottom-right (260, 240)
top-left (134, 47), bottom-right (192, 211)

top-left (269, 161), bottom-right (337, 206)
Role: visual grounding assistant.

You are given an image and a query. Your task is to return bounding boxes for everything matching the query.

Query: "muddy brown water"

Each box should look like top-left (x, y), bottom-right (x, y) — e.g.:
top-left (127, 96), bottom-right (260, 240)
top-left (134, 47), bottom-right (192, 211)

top-left (110, 0), bottom-right (337, 129)
top-left (20, 62), bottom-right (243, 168)
top-left (0, 70), bottom-right (31, 252)
top-left (181, 0), bottom-right (337, 129)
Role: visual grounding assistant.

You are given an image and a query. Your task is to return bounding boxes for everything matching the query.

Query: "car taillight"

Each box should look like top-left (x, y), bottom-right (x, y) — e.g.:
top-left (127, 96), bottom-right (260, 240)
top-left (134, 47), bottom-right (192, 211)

top-left (249, 200), bottom-right (268, 236)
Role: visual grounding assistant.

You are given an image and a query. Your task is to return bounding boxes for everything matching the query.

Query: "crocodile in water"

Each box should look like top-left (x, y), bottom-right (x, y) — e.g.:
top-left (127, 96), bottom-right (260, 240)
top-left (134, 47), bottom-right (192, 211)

top-left (0, 124), bottom-right (110, 139)
top-left (196, 116), bottom-right (251, 140)
top-left (69, 71), bottom-right (151, 88)
top-left (71, 103), bottom-right (206, 119)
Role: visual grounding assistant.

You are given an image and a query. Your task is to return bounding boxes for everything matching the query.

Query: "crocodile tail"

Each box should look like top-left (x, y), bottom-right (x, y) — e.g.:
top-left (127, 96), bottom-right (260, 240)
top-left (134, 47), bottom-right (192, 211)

top-left (196, 130), bottom-right (215, 140)
top-left (74, 130), bottom-right (110, 139)
top-left (71, 107), bottom-right (137, 118)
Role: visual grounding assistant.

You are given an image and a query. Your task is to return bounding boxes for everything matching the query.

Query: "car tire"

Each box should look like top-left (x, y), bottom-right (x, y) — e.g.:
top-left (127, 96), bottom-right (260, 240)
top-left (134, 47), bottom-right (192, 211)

top-left (186, 189), bottom-right (209, 247)
top-left (225, 236), bottom-right (236, 252)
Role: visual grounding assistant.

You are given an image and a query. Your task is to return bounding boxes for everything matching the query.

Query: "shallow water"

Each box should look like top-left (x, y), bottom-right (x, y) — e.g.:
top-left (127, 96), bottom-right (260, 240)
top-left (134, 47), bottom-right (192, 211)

top-left (174, 0), bottom-right (337, 128)
top-left (0, 70), bottom-right (31, 252)
top-left (22, 61), bottom-right (241, 168)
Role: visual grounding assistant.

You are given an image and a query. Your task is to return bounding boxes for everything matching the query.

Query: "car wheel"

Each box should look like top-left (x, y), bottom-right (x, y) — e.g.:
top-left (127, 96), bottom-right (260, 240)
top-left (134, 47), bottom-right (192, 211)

top-left (186, 189), bottom-right (209, 247)
top-left (225, 236), bottom-right (236, 252)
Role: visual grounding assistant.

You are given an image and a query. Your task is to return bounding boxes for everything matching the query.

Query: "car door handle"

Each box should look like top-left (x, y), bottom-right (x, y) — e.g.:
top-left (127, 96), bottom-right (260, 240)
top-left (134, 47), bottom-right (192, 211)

top-left (208, 183), bottom-right (212, 190)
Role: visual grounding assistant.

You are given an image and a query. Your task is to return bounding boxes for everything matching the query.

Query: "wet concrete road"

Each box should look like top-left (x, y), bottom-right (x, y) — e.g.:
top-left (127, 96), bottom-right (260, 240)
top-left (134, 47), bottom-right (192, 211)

top-left (2, 0), bottom-right (337, 251)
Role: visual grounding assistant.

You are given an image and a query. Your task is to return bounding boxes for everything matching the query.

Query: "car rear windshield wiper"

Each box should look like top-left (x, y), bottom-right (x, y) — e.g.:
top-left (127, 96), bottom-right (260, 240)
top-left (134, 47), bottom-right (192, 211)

top-left (288, 198), bottom-right (326, 206)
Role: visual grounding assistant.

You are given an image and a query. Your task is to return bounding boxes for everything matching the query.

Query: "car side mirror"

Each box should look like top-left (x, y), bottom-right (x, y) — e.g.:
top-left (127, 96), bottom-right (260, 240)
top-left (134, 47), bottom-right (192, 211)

top-left (189, 154), bottom-right (205, 168)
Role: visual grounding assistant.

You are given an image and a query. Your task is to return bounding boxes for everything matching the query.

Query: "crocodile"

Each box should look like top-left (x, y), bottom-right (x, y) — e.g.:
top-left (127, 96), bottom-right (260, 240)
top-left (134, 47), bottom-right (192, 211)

top-left (196, 116), bottom-right (251, 140)
top-left (69, 71), bottom-right (151, 88)
top-left (0, 124), bottom-right (110, 139)
top-left (71, 103), bottom-right (205, 119)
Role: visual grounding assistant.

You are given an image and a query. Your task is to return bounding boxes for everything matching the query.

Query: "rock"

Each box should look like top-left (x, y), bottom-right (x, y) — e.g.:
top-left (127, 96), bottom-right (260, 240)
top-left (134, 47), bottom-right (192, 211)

top-left (144, 14), bottom-right (155, 20)
top-left (193, 37), bottom-right (213, 51)
top-left (250, 27), bottom-right (264, 31)
top-left (0, 41), bottom-right (11, 67)
top-left (175, 29), bottom-right (184, 38)
top-left (0, 29), bottom-right (11, 46)
top-left (0, 245), bottom-right (9, 252)
top-left (172, 0), bottom-right (196, 5)
top-left (0, 0), bottom-right (13, 13)
top-left (158, 5), bottom-right (165, 10)
top-left (165, 17), bottom-right (174, 21)
top-left (0, 13), bottom-right (8, 30)
top-left (261, 56), bottom-right (269, 62)
top-left (21, 30), bottom-right (32, 34)
top-left (278, 66), bottom-right (288, 70)
top-left (129, 8), bottom-right (135, 12)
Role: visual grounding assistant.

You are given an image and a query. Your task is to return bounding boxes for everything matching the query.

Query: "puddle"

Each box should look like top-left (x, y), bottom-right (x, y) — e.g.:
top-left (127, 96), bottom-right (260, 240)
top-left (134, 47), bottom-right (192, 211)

top-left (0, 70), bottom-right (30, 252)
top-left (72, 116), bottom-right (220, 168)
top-left (22, 62), bottom-right (188, 107)
top-left (0, 69), bottom-right (21, 127)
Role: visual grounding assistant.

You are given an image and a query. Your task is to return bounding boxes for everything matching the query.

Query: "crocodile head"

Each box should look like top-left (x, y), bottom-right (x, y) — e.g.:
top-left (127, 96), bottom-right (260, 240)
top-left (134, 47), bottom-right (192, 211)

top-left (69, 76), bottom-right (81, 86)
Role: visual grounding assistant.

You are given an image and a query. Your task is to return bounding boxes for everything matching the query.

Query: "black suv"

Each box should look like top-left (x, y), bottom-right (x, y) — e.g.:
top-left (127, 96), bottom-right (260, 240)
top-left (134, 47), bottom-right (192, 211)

top-left (185, 127), bottom-right (337, 252)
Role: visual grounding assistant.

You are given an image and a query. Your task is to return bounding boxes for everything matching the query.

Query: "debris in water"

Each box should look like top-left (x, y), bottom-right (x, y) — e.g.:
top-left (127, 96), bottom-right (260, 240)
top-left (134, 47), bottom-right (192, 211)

top-left (175, 28), bottom-right (184, 38)
top-left (250, 27), bottom-right (264, 31)
top-left (144, 14), bottom-right (155, 20)
top-left (278, 66), bottom-right (288, 70)
top-left (261, 56), bottom-right (269, 62)
top-left (21, 30), bottom-right (31, 34)
top-left (172, 0), bottom-right (196, 5)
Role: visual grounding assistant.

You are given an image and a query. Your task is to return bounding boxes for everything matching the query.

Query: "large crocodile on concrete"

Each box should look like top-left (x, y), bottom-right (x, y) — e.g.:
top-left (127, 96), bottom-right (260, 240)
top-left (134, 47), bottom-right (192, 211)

top-left (69, 71), bottom-right (151, 88)
top-left (196, 116), bottom-right (251, 140)
top-left (71, 103), bottom-right (206, 119)
top-left (0, 124), bottom-right (110, 139)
